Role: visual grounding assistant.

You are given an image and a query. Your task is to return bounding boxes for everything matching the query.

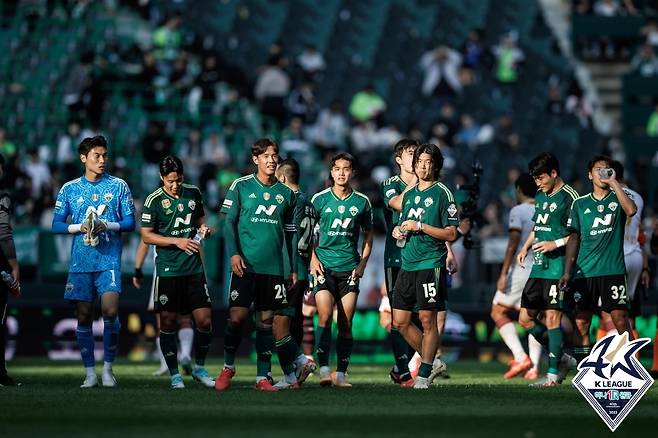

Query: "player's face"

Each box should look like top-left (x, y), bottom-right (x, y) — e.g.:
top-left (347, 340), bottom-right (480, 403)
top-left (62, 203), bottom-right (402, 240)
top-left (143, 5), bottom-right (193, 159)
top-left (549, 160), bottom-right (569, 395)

top-left (331, 159), bottom-right (353, 187)
top-left (161, 171), bottom-right (184, 197)
top-left (589, 160), bottom-right (609, 189)
top-left (395, 147), bottom-right (415, 174)
top-left (533, 170), bottom-right (557, 193)
top-left (414, 152), bottom-right (434, 181)
top-left (81, 147), bottom-right (107, 176)
top-left (253, 146), bottom-right (279, 177)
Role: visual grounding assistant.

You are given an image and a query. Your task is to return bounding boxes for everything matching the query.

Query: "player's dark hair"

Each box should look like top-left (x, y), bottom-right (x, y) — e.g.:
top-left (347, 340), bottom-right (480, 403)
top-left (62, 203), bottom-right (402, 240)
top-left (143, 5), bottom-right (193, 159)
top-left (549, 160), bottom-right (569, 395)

top-left (251, 138), bottom-right (279, 156)
top-left (516, 173), bottom-right (536, 198)
top-left (159, 155), bottom-right (184, 176)
top-left (413, 143), bottom-right (443, 181)
top-left (610, 159), bottom-right (624, 181)
top-left (328, 152), bottom-right (356, 185)
top-left (78, 136), bottom-right (107, 156)
top-left (278, 158), bottom-right (300, 185)
top-left (393, 138), bottom-right (420, 159)
top-left (587, 154), bottom-right (613, 172)
top-left (528, 152), bottom-right (560, 177)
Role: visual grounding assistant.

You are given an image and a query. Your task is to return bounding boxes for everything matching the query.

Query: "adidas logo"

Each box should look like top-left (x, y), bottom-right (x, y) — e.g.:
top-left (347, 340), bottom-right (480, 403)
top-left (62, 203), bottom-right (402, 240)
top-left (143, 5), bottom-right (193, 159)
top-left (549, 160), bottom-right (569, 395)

top-left (428, 298), bottom-right (436, 303)
top-left (249, 193), bottom-right (257, 199)
top-left (584, 208), bottom-right (591, 214)
top-left (325, 207), bottom-right (332, 213)
top-left (549, 353), bottom-right (556, 358)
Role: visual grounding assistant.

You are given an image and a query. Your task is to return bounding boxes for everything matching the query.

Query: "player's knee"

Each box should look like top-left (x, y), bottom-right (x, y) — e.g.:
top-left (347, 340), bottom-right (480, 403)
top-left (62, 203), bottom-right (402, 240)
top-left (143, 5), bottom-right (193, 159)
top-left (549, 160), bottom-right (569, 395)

top-left (160, 314), bottom-right (178, 331)
top-left (102, 309), bottom-right (118, 320)
top-left (419, 315), bottom-right (436, 332)
top-left (317, 314), bottom-right (332, 328)
top-left (196, 318), bottom-right (212, 332)
top-left (255, 319), bottom-right (272, 331)
top-left (490, 305), bottom-right (504, 322)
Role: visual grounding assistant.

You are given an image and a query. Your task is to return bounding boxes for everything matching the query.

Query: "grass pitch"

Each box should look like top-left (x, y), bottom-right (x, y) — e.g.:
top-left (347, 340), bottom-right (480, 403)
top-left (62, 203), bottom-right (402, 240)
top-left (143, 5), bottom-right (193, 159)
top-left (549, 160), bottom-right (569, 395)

top-left (1, 359), bottom-right (656, 437)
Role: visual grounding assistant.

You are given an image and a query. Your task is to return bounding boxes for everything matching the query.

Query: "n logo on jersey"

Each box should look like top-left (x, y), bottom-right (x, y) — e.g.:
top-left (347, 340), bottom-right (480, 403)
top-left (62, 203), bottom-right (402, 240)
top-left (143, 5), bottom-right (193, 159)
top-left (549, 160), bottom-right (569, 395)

top-left (331, 218), bottom-right (352, 229)
top-left (255, 204), bottom-right (277, 216)
top-left (592, 214), bottom-right (613, 228)
top-left (174, 213), bottom-right (192, 228)
top-left (536, 213), bottom-right (550, 224)
top-left (407, 208), bottom-right (425, 220)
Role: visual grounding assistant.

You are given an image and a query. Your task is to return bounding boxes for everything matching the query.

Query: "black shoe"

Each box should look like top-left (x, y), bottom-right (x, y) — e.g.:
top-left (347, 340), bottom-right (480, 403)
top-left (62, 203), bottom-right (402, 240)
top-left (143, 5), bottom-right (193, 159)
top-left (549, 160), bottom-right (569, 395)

top-left (389, 367), bottom-right (402, 384)
top-left (0, 374), bottom-right (22, 387)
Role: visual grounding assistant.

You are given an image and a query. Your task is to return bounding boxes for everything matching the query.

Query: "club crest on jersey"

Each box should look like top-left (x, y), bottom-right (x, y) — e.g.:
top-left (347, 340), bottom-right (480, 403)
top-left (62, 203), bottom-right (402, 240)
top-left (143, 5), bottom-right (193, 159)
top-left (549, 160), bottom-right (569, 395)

top-left (159, 294), bottom-right (168, 305)
top-left (177, 203), bottom-right (184, 212)
top-left (276, 194), bottom-right (284, 204)
top-left (188, 200), bottom-right (196, 210)
top-left (608, 202), bottom-right (618, 212)
top-left (597, 205), bottom-right (605, 213)
top-left (424, 197), bottom-right (433, 208)
top-left (338, 205), bottom-right (345, 214)
top-left (573, 333), bottom-right (654, 432)
top-left (447, 203), bottom-right (458, 217)
top-left (263, 192), bottom-right (270, 201)
top-left (230, 290), bottom-right (239, 301)
top-left (162, 199), bottom-right (171, 209)
top-left (103, 193), bottom-right (113, 202)
top-left (92, 194), bottom-right (99, 202)
top-left (349, 206), bottom-right (358, 216)
top-left (549, 202), bottom-right (557, 212)
top-left (414, 196), bottom-right (421, 205)
top-left (65, 283), bottom-right (74, 293)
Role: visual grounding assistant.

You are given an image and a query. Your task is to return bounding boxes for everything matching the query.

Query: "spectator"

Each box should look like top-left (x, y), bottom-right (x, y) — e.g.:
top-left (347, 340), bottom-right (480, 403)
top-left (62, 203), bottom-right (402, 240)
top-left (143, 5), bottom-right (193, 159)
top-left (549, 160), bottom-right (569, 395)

top-left (640, 18), bottom-right (658, 48)
top-left (499, 166), bottom-right (522, 209)
top-left (594, 0), bottom-right (621, 16)
top-left (349, 121), bottom-right (379, 154)
top-left (348, 84), bottom-right (386, 123)
top-left (63, 51), bottom-right (93, 113)
top-left (22, 149), bottom-right (51, 199)
top-left (479, 200), bottom-right (504, 238)
top-left (574, 0), bottom-right (593, 14)
top-left (631, 44), bottom-right (658, 77)
top-left (647, 104), bottom-right (658, 137)
top-left (281, 117), bottom-right (311, 154)
top-left (420, 45), bottom-right (463, 104)
top-left (254, 54), bottom-right (291, 128)
top-left (287, 81), bottom-right (317, 123)
top-left (196, 53), bottom-right (222, 102)
top-left (461, 29), bottom-right (487, 71)
top-left (296, 45), bottom-right (326, 80)
top-left (142, 121), bottom-right (173, 193)
top-left (202, 131), bottom-right (230, 167)
top-left (178, 129), bottom-right (204, 184)
top-left (308, 100), bottom-right (349, 150)
top-left (546, 84), bottom-right (565, 116)
top-left (153, 14), bottom-right (183, 62)
top-left (456, 114), bottom-right (482, 148)
top-left (0, 128), bottom-right (16, 159)
top-left (493, 33), bottom-right (524, 84)
top-left (56, 120), bottom-right (93, 165)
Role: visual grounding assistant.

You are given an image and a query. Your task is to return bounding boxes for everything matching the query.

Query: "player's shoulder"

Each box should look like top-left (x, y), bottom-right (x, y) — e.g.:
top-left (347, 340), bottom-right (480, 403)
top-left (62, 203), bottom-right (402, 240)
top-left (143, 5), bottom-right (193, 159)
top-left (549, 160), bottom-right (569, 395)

top-left (435, 181), bottom-right (455, 202)
top-left (311, 187), bottom-right (332, 204)
top-left (381, 175), bottom-right (401, 188)
top-left (228, 174), bottom-right (255, 191)
top-left (182, 183), bottom-right (202, 197)
top-left (352, 189), bottom-right (372, 208)
top-left (571, 193), bottom-right (591, 208)
top-left (561, 184), bottom-right (579, 202)
top-left (143, 187), bottom-right (165, 208)
top-left (60, 177), bottom-right (83, 193)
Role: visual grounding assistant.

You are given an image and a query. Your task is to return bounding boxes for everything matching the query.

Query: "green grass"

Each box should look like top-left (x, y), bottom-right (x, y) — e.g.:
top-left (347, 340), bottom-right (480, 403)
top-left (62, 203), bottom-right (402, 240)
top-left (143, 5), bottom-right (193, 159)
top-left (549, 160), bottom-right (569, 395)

top-left (1, 359), bottom-right (657, 437)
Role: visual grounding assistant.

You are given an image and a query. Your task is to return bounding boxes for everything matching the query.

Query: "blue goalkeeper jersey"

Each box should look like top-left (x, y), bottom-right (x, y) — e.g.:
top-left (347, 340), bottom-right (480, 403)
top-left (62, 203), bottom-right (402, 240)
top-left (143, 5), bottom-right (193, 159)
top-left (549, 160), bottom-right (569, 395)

top-left (53, 174), bottom-right (135, 272)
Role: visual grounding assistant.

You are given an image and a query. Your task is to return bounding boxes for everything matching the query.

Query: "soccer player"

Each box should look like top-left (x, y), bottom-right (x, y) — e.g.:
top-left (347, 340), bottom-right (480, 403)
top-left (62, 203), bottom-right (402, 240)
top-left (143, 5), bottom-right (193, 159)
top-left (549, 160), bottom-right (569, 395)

top-left (559, 155), bottom-right (637, 364)
top-left (516, 152), bottom-right (578, 387)
top-left (52, 136), bottom-right (136, 388)
top-left (391, 143), bottom-right (458, 389)
top-left (0, 153), bottom-right (21, 387)
top-left (310, 152), bottom-right (374, 387)
top-left (380, 138), bottom-right (419, 386)
top-left (216, 139), bottom-right (313, 392)
top-left (132, 241), bottom-right (195, 376)
top-left (491, 173), bottom-right (542, 379)
top-left (140, 155), bottom-right (214, 389)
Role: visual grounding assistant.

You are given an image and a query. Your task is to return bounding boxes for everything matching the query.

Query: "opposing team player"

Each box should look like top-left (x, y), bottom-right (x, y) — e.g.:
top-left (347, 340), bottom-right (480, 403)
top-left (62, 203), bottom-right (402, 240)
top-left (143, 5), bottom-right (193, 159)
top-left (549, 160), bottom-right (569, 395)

top-left (391, 143), bottom-right (458, 389)
top-left (140, 155), bottom-right (214, 389)
top-left (516, 152), bottom-right (578, 387)
top-left (310, 152), bottom-right (374, 387)
top-left (52, 136), bottom-right (136, 387)
top-left (560, 155), bottom-right (637, 363)
top-left (380, 139), bottom-right (419, 386)
top-left (216, 139), bottom-right (313, 392)
top-left (491, 173), bottom-right (542, 379)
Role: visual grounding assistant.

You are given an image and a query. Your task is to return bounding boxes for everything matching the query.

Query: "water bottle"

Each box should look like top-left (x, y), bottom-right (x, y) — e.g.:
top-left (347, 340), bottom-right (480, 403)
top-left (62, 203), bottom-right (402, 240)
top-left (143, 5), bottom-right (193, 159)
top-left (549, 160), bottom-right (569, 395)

top-left (396, 230), bottom-right (407, 248)
top-left (186, 226), bottom-right (208, 255)
top-left (532, 238), bottom-right (549, 269)
top-left (1, 270), bottom-right (19, 296)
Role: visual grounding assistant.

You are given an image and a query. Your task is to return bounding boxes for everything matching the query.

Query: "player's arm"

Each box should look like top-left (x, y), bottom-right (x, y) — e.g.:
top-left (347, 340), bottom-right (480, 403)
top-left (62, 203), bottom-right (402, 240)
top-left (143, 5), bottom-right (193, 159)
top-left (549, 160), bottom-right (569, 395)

top-left (559, 203), bottom-right (581, 289)
top-left (605, 173), bottom-right (636, 217)
top-left (95, 182), bottom-right (137, 234)
top-left (51, 187), bottom-right (82, 234)
top-left (141, 226), bottom-right (199, 253)
top-left (402, 221), bottom-right (457, 242)
top-left (284, 198), bottom-right (298, 285)
top-left (517, 230), bottom-right (535, 266)
top-left (445, 241), bottom-right (458, 274)
top-left (132, 240), bottom-right (149, 289)
top-left (353, 229), bottom-right (373, 279)
top-left (220, 186), bottom-right (246, 277)
top-left (386, 183), bottom-right (416, 213)
top-left (496, 229), bottom-right (521, 291)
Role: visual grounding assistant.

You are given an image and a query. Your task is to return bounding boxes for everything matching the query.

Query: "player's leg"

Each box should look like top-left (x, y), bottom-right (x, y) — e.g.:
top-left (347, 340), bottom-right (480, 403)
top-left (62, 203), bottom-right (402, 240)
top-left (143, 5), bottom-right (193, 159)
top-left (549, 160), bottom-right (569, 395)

top-left (385, 267), bottom-right (412, 383)
top-left (315, 287), bottom-right (335, 386)
top-left (66, 273), bottom-right (98, 387)
top-left (99, 288), bottom-right (120, 387)
top-left (178, 314), bottom-right (194, 375)
top-left (415, 309), bottom-right (439, 389)
top-left (253, 310), bottom-right (277, 391)
top-left (332, 289), bottom-right (357, 387)
top-left (149, 275), bottom-right (168, 376)
top-left (182, 272), bottom-right (213, 388)
top-left (301, 290), bottom-right (317, 357)
top-left (159, 309), bottom-right (184, 388)
top-left (0, 286), bottom-right (19, 386)
top-left (493, 302), bottom-right (530, 378)
top-left (600, 275), bottom-right (633, 338)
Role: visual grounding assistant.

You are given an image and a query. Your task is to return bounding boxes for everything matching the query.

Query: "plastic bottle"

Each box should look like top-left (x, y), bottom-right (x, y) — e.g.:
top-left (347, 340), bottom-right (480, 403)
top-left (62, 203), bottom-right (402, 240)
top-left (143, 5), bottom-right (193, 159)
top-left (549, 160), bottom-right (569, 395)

top-left (186, 227), bottom-right (208, 255)
top-left (396, 230), bottom-right (407, 248)
top-left (1, 270), bottom-right (19, 296)
top-left (532, 238), bottom-right (544, 268)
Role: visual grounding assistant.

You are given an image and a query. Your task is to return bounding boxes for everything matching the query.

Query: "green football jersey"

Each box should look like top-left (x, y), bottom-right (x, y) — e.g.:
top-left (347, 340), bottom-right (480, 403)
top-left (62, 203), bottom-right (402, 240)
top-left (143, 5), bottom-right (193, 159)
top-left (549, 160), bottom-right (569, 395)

top-left (399, 182), bottom-right (459, 271)
top-left (221, 174), bottom-right (296, 276)
top-left (311, 188), bottom-right (373, 272)
top-left (530, 184), bottom-right (579, 279)
top-left (141, 184), bottom-right (205, 277)
top-left (293, 190), bottom-right (317, 279)
top-left (381, 175), bottom-right (407, 268)
top-left (567, 190), bottom-right (627, 278)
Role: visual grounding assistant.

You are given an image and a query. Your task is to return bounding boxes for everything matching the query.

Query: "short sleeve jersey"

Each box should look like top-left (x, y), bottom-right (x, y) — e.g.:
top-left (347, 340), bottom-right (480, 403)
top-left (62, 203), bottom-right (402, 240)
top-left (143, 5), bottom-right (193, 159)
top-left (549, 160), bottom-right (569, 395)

top-left (399, 182), bottom-right (459, 271)
top-left (509, 202), bottom-right (535, 270)
top-left (567, 190), bottom-right (628, 278)
top-left (220, 174), bottom-right (296, 277)
top-left (141, 184), bottom-right (205, 277)
top-left (530, 184), bottom-right (579, 279)
top-left (293, 190), bottom-right (317, 278)
top-left (54, 174), bottom-right (135, 273)
top-left (311, 188), bottom-right (373, 272)
top-left (381, 175), bottom-right (407, 268)
top-left (622, 188), bottom-right (643, 257)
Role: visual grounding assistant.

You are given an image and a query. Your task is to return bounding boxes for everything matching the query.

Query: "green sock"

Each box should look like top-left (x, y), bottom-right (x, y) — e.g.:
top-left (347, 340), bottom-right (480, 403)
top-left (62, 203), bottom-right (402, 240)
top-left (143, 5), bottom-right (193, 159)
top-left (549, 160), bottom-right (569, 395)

top-left (276, 335), bottom-right (299, 375)
top-left (547, 328), bottom-right (563, 375)
top-left (223, 322), bottom-right (241, 366)
top-left (419, 362), bottom-right (432, 378)
top-left (336, 336), bottom-right (353, 373)
top-left (316, 325), bottom-right (332, 367)
top-left (391, 327), bottom-right (411, 375)
top-left (160, 330), bottom-right (179, 376)
top-left (573, 346), bottom-right (591, 364)
top-left (194, 328), bottom-right (212, 367)
top-left (256, 327), bottom-right (273, 377)
top-left (528, 324), bottom-right (548, 346)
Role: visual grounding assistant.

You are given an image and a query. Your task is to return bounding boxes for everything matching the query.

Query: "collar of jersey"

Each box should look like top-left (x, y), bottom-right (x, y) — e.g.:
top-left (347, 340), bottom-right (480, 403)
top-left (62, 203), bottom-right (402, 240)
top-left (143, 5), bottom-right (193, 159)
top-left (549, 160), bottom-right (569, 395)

top-left (82, 174), bottom-right (106, 185)
top-left (546, 182), bottom-right (565, 197)
top-left (589, 190), bottom-right (613, 203)
top-left (416, 181), bottom-right (438, 192)
top-left (330, 187), bottom-right (353, 201)
top-left (252, 173), bottom-right (279, 188)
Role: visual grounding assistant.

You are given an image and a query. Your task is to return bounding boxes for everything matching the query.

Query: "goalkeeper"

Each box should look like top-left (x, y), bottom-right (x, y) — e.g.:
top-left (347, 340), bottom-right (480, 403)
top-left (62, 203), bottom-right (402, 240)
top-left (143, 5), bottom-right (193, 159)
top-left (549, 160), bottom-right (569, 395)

top-left (52, 136), bottom-right (136, 388)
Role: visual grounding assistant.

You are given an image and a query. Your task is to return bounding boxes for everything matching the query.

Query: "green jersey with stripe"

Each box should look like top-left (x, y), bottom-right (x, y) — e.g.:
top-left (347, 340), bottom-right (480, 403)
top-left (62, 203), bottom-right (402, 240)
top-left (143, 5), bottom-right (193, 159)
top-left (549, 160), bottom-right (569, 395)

top-left (567, 190), bottom-right (627, 278)
top-left (221, 174), bottom-right (296, 276)
top-left (530, 184), bottom-right (579, 280)
top-left (381, 175), bottom-right (407, 268)
top-left (141, 185), bottom-right (205, 277)
top-left (311, 188), bottom-right (373, 272)
top-left (399, 182), bottom-right (459, 271)
top-left (293, 190), bottom-right (317, 279)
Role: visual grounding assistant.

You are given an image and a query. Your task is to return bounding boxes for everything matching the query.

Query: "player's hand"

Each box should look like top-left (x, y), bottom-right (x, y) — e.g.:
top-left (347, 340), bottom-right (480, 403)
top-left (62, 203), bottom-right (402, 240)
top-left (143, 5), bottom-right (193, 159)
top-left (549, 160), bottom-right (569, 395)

top-left (558, 273), bottom-right (570, 291)
top-left (392, 226), bottom-right (405, 240)
top-left (641, 268), bottom-right (650, 289)
top-left (230, 255), bottom-right (247, 277)
top-left (458, 218), bottom-right (472, 235)
top-left (446, 250), bottom-right (458, 274)
top-left (288, 272), bottom-right (298, 289)
top-left (310, 256), bottom-right (324, 280)
top-left (176, 238), bottom-right (200, 254)
top-left (532, 240), bottom-right (556, 254)
top-left (496, 273), bottom-right (507, 293)
top-left (599, 168), bottom-right (617, 185)
top-left (400, 220), bottom-right (420, 233)
top-left (132, 276), bottom-right (142, 289)
top-left (198, 224), bottom-right (211, 238)
top-left (379, 307), bottom-right (392, 332)
top-left (517, 249), bottom-right (528, 267)
top-left (352, 261), bottom-right (367, 280)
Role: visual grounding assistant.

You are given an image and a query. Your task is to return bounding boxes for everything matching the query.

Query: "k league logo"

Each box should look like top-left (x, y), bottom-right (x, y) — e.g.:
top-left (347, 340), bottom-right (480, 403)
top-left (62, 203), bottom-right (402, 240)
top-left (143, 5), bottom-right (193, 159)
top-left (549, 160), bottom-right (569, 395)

top-left (572, 333), bottom-right (653, 432)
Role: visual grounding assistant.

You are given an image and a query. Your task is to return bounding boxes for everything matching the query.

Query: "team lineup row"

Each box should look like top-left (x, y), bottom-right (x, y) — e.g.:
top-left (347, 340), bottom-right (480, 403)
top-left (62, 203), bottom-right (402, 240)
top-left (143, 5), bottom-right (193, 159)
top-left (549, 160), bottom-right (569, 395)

top-left (41, 135), bottom-right (643, 390)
